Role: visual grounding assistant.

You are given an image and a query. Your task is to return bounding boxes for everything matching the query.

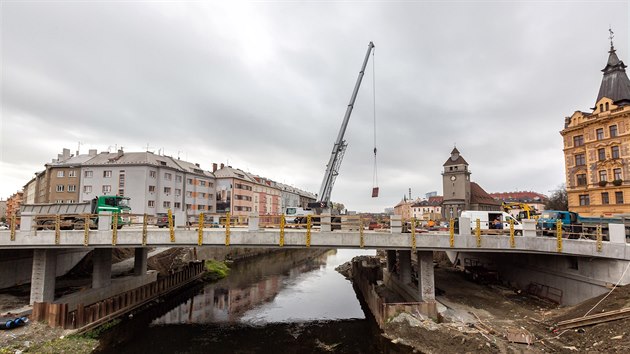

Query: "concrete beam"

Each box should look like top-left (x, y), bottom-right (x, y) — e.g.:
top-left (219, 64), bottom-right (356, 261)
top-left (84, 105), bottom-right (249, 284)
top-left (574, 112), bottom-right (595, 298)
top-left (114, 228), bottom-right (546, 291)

top-left (134, 247), bottom-right (148, 276)
top-left (30, 249), bottom-right (57, 304)
top-left (417, 251), bottom-right (435, 301)
top-left (92, 248), bottom-right (112, 289)
top-left (390, 215), bottom-right (402, 233)
top-left (398, 250), bottom-right (412, 284)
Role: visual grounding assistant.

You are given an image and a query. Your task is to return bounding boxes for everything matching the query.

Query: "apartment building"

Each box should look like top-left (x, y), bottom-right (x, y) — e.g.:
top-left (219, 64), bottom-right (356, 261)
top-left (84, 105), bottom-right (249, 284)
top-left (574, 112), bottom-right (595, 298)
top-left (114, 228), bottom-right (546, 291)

top-left (561, 40), bottom-right (630, 216)
top-left (250, 175), bottom-right (282, 215)
top-left (6, 192), bottom-right (23, 217)
top-left (213, 165), bottom-right (255, 217)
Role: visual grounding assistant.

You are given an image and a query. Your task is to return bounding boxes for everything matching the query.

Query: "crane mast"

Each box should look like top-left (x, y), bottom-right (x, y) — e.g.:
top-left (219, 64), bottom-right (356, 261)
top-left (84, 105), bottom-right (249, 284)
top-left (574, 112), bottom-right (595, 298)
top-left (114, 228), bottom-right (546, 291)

top-left (315, 41), bottom-right (375, 207)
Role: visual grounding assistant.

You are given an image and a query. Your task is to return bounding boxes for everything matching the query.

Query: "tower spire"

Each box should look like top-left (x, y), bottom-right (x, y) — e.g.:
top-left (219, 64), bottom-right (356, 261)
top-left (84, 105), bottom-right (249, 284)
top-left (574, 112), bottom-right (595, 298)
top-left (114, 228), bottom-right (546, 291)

top-left (609, 26), bottom-right (615, 50)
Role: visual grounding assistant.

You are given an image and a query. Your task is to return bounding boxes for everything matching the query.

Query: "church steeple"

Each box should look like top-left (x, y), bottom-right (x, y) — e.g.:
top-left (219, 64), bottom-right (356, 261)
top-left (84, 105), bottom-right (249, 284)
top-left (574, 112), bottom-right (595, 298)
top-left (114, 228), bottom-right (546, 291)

top-left (595, 29), bottom-right (630, 107)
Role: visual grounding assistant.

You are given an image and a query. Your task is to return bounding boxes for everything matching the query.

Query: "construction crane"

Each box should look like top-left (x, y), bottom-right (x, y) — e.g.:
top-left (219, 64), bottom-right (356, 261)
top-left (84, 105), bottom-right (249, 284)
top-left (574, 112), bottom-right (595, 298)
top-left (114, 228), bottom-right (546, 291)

top-left (309, 41), bottom-right (375, 209)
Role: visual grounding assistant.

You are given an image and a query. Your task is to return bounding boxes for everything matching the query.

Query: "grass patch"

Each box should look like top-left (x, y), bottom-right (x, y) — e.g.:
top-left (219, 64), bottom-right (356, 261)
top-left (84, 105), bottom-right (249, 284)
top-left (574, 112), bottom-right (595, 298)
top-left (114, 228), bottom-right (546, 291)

top-left (0, 336), bottom-right (99, 354)
top-left (204, 260), bottom-right (229, 280)
top-left (81, 318), bottom-right (121, 339)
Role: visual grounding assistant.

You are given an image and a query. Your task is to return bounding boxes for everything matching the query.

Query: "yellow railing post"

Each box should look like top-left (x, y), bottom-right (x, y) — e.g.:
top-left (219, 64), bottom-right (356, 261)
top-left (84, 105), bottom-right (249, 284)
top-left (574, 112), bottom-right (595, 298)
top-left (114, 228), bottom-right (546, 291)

top-left (556, 220), bottom-right (562, 252)
top-left (509, 219), bottom-right (515, 248)
top-left (475, 218), bottom-right (481, 247)
top-left (142, 213), bottom-right (148, 246)
top-left (411, 217), bottom-right (416, 251)
top-left (306, 215), bottom-right (312, 247)
top-left (112, 212), bottom-right (118, 245)
top-left (198, 213), bottom-right (204, 246)
top-left (83, 214), bottom-right (90, 246)
top-left (225, 212), bottom-right (230, 246)
top-left (55, 214), bottom-right (61, 245)
top-left (279, 214), bottom-right (285, 247)
top-left (360, 218), bottom-right (365, 248)
top-left (10, 214), bottom-right (16, 241)
top-left (449, 218), bottom-right (454, 248)
top-left (596, 225), bottom-right (603, 252)
top-left (168, 209), bottom-right (175, 243)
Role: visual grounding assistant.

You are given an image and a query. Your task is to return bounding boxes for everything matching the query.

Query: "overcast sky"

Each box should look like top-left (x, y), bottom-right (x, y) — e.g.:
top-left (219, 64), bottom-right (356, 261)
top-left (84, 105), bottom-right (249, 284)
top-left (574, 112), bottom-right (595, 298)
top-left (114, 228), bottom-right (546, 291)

top-left (1, 1), bottom-right (629, 212)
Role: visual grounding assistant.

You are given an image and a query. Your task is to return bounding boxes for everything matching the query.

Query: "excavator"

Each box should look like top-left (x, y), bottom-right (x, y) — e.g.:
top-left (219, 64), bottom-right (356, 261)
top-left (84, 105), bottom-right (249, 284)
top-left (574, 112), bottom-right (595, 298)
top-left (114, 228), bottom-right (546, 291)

top-left (502, 202), bottom-right (540, 221)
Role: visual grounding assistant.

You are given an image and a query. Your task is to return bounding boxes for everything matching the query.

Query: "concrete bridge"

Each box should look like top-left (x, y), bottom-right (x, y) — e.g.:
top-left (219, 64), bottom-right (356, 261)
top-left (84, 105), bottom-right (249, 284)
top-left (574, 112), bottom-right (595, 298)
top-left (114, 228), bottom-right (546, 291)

top-left (2, 213), bottom-right (630, 311)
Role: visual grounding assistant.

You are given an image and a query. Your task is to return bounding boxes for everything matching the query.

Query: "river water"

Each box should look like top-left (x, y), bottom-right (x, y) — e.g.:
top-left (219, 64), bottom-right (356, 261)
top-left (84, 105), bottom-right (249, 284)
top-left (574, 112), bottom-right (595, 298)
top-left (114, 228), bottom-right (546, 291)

top-left (97, 249), bottom-right (412, 354)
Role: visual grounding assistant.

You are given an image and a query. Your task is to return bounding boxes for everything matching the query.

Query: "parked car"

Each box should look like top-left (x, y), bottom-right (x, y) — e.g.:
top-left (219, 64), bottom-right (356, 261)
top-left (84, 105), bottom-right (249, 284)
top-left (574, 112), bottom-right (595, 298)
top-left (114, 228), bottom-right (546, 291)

top-left (0, 223), bottom-right (9, 230)
top-left (156, 213), bottom-right (174, 228)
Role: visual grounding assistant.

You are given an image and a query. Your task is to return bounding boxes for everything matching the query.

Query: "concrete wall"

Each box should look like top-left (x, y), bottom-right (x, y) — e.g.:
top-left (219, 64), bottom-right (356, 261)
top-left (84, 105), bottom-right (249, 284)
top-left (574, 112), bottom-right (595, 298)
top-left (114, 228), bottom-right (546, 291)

top-left (0, 249), bottom-right (90, 289)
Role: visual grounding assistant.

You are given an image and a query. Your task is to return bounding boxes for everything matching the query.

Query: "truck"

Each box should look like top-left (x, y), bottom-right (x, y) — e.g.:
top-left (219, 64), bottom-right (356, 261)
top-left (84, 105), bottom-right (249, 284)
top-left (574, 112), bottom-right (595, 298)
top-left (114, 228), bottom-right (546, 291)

top-left (460, 210), bottom-right (524, 235)
top-left (536, 210), bottom-right (630, 238)
top-left (20, 196), bottom-right (131, 230)
top-left (502, 202), bottom-right (539, 221)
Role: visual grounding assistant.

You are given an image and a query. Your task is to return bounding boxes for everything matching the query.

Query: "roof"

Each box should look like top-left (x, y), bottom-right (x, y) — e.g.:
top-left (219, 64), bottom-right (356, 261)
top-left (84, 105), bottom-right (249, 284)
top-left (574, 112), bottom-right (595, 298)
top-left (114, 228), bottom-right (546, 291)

top-left (213, 166), bottom-right (257, 183)
top-left (489, 191), bottom-right (547, 203)
top-left (443, 147), bottom-right (468, 167)
top-left (596, 45), bottom-right (630, 106)
top-left (470, 182), bottom-right (501, 206)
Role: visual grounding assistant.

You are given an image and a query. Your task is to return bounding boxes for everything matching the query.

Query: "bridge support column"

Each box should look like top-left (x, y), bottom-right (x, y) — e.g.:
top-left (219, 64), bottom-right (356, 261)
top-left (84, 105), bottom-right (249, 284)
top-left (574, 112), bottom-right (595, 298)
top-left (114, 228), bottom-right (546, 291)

top-left (93, 248), bottom-right (112, 289)
top-left (386, 250), bottom-right (397, 273)
top-left (417, 251), bottom-right (435, 301)
top-left (321, 213), bottom-right (332, 232)
top-left (30, 249), bottom-right (57, 304)
top-left (134, 248), bottom-right (148, 276)
top-left (390, 215), bottom-right (402, 233)
top-left (248, 213), bottom-right (259, 231)
top-left (398, 250), bottom-right (412, 285)
top-left (98, 213), bottom-right (112, 231)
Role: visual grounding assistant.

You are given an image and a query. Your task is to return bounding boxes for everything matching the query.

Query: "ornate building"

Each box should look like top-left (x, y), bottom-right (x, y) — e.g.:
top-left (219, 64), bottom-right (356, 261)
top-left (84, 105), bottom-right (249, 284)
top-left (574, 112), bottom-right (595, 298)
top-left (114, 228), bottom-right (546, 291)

top-left (561, 37), bottom-right (630, 216)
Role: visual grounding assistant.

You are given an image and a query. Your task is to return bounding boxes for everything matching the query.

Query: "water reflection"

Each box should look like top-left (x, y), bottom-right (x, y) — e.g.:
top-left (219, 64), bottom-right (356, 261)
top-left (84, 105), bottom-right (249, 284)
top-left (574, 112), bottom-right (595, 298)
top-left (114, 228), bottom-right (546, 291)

top-left (153, 249), bottom-right (374, 325)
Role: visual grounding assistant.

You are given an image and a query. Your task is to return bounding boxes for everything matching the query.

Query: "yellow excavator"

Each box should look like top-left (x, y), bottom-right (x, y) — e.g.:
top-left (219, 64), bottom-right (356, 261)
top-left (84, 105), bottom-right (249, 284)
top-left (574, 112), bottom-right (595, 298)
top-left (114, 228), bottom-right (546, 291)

top-left (502, 202), bottom-right (540, 221)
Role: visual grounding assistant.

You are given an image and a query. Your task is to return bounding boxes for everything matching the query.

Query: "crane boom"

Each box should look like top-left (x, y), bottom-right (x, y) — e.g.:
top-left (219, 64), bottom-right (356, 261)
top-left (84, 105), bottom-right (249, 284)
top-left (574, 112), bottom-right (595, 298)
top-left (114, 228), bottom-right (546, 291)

top-left (315, 41), bottom-right (375, 207)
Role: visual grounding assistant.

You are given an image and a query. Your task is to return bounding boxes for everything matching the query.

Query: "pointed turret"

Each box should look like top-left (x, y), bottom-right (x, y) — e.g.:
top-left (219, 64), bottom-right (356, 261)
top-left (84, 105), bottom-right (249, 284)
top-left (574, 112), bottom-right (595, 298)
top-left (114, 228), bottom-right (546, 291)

top-left (595, 39), bottom-right (630, 107)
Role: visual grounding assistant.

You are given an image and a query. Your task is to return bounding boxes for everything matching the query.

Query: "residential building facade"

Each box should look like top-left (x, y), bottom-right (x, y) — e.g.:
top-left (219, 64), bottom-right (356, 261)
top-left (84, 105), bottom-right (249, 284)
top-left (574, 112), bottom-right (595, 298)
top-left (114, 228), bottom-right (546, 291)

top-left (561, 40), bottom-right (630, 216)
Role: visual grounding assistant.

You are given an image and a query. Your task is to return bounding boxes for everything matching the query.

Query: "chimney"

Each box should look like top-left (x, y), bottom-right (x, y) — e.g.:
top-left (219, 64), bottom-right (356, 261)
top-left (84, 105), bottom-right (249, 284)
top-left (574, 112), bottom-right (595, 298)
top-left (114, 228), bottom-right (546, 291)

top-left (195, 163), bottom-right (200, 167)
top-left (89, 149), bottom-right (97, 156)
top-left (213, 163), bottom-right (218, 172)
top-left (62, 148), bottom-right (71, 160)
top-left (117, 149), bottom-right (124, 157)
top-left (220, 163), bottom-right (224, 169)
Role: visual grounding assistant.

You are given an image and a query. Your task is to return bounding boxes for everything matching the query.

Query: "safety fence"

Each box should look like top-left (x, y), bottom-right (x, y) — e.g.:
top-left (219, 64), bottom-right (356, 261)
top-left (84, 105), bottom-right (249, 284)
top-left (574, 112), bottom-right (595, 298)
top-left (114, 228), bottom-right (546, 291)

top-left (32, 261), bottom-right (205, 330)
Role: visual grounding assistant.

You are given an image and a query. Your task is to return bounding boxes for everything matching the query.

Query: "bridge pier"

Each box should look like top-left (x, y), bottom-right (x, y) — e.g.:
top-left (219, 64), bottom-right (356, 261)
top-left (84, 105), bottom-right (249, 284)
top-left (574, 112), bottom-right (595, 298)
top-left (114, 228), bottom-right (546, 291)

top-left (30, 249), bottom-right (57, 304)
top-left (398, 250), bottom-right (412, 285)
top-left (417, 251), bottom-right (435, 301)
top-left (386, 250), bottom-right (397, 273)
top-left (134, 248), bottom-right (148, 276)
top-left (93, 248), bottom-right (112, 289)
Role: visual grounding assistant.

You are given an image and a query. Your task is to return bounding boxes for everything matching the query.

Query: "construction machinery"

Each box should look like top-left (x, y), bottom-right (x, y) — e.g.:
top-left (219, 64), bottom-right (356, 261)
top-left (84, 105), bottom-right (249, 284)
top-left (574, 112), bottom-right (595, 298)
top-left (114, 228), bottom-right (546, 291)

top-left (502, 202), bottom-right (539, 221)
top-left (308, 41), bottom-right (375, 211)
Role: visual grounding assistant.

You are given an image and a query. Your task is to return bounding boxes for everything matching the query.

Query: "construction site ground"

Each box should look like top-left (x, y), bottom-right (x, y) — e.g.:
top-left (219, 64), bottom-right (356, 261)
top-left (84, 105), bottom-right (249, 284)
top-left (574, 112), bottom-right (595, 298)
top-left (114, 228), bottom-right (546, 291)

top-left (380, 254), bottom-right (630, 354)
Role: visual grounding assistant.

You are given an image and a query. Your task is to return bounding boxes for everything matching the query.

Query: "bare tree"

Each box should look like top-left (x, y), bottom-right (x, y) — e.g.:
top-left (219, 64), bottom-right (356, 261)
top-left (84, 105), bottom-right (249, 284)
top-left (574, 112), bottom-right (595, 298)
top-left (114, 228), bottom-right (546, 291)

top-left (545, 184), bottom-right (568, 211)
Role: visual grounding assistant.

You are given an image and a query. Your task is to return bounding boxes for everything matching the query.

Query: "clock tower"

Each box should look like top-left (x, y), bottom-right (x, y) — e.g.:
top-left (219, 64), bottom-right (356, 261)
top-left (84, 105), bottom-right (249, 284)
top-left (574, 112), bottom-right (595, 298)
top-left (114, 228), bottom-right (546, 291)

top-left (442, 147), bottom-right (471, 218)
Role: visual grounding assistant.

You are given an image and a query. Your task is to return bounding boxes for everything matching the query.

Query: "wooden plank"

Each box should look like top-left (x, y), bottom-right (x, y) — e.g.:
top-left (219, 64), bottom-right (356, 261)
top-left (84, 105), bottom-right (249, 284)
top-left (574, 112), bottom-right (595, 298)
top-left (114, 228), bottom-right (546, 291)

top-left (556, 307), bottom-right (630, 329)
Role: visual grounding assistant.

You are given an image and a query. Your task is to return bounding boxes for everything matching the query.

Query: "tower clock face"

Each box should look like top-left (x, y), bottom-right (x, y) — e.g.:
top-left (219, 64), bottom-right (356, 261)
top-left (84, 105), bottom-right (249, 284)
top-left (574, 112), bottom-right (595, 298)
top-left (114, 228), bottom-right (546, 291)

top-left (450, 175), bottom-right (457, 181)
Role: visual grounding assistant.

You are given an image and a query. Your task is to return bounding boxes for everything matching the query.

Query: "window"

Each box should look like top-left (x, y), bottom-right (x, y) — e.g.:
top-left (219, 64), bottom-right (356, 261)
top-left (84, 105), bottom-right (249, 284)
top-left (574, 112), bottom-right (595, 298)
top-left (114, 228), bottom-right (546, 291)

top-left (579, 194), bottom-right (590, 206)
top-left (198, 204), bottom-right (206, 210)
top-left (176, 175), bottom-right (182, 183)
top-left (187, 178), bottom-right (193, 185)
top-left (605, 102), bottom-right (610, 111)
top-left (610, 125), bottom-right (618, 138)
top-left (148, 200), bottom-right (155, 208)
top-left (150, 171), bottom-right (157, 178)
top-left (200, 181), bottom-right (206, 187)
top-left (84, 170), bottom-right (93, 178)
top-left (165, 172), bottom-right (172, 180)
top-left (174, 202), bottom-right (181, 209)
top-left (56, 185), bottom-right (65, 192)
top-left (186, 191), bottom-right (193, 198)
top-left (612, 146), bottom-right (620, 159)
top-left (103, 170), bottom-right (112, 178)
top-left (208, 182), bottom-right (214, 188)
top-left (102, 185), bottom-right (112, 193)
top-left (164, 187), bottom-right (171, 194)
top-left (599, 170), bottom-right (607, 182)
top-left (84, 185), bottom-right (92, 193)
top-left (57, 171), bottom-right (64, 178)
top-left (163, 201), bottom-right (171, 208)
top-left (119, 173), bottom-right (125, 188)
top-left (573, 135), bottom-right (584, 147)
top-left (614, 168), bottom-right (622, 180)
top-left (576, 174), bottom-right (587, 186)
top-left (175, 189), bottom-right (181, 196)
top-left (596, 128), bottom-right (604, 140)
top-left (602, 192), bottom-right (610, 205)
top-left (201, 192), bottom-right (206, 198)
top-left (575, 154), bottom-right (585, 166)
top-left (615, 192), bottom-right (624, 204)
top-left (66, 200), bottom-right (75, 203)
top-left (149, 185), bottom-right (156, 192)
top-left (68, 185), bottom-right (76, 192)
top-left (55, 199), bottom-right (64, 204)
top-left (118, 189), bottom-right (124, 196)
top-left (68, 170), bottom-right (76, 177)
top-left (598, 148), bottom-right (606, 161)
top-left (186, 204), bottom-right (192, 211)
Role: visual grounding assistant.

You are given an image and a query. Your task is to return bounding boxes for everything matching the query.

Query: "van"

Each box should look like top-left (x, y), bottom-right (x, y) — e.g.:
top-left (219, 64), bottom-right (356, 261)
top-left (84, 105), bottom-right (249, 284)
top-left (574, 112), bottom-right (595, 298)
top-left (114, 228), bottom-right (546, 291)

top-left (460, 211), bottom-right (523, 235)
top-left (285, 207), bottom-right (314, 224)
